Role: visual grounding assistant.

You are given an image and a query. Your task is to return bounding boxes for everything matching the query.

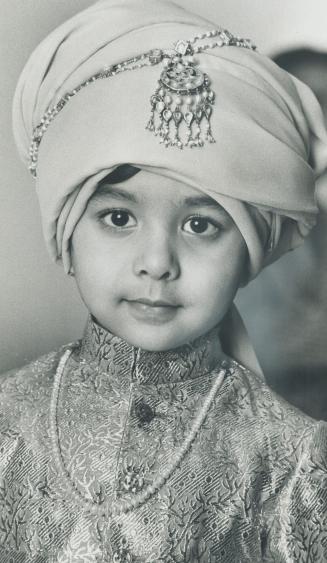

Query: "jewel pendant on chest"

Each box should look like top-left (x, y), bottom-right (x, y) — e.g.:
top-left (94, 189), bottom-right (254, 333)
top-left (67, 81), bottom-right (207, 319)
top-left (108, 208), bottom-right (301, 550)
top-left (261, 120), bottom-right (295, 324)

top-left (146, 40), bottom-right (216, 149)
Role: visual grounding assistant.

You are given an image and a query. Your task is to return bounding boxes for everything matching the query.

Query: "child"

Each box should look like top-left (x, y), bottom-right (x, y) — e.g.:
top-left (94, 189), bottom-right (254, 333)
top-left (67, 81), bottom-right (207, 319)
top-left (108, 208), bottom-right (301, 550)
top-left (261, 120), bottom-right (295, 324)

top-left (1, 1), bottom-right (327, 561)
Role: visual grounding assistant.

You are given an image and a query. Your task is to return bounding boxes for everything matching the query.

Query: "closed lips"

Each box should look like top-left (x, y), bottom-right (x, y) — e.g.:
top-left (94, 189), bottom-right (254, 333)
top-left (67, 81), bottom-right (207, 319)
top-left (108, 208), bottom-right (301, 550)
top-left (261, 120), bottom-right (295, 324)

top-left (129, 298), bottom-right (178, 307)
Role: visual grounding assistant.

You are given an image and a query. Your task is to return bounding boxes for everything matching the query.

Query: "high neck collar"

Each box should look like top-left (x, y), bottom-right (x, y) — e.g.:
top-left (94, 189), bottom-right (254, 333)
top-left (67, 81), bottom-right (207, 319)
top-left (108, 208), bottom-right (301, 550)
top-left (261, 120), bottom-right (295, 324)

top-left (80, 317), bottom-right (224, 385)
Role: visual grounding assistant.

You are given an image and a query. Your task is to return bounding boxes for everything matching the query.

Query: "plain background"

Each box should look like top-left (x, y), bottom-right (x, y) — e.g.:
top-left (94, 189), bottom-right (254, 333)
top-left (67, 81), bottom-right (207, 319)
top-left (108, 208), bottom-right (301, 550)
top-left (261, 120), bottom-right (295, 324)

top-left (1, 0), bottom-right (327, 374)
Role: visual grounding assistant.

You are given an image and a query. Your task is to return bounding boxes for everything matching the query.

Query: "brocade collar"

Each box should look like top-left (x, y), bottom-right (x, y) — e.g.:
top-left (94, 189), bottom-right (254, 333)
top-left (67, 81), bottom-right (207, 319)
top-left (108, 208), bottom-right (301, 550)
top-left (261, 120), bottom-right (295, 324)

top-left (79, 316), bottom-right (224, 385)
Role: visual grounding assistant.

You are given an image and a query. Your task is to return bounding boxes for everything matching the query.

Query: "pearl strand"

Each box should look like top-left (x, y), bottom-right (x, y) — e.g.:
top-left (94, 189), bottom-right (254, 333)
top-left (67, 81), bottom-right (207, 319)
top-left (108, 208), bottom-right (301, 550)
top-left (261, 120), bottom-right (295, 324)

top-left (49, 347), bottom-right (227, 517)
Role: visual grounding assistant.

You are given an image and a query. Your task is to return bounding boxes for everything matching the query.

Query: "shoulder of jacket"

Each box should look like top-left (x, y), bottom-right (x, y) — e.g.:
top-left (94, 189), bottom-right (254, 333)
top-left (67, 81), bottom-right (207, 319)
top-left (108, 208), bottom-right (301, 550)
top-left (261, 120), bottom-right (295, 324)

top-left (226, 357), bottom-right (318, 437)
top-left (0, 342), bottom-right (80, 433)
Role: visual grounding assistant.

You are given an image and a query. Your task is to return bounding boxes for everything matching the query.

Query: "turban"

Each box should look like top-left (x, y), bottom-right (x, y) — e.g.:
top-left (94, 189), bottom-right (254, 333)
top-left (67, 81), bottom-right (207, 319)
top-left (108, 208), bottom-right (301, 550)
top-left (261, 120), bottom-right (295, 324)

top-left (13, 0), bottom-right (327, 279)
top-left (12, 0), bottom-right (327, 372)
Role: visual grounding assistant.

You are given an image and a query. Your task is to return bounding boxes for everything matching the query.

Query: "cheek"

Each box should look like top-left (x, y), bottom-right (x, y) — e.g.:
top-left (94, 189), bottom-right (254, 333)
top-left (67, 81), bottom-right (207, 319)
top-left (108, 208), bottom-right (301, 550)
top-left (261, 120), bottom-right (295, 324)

top-left (71, 225), bottom-right (115, 295)
top-left (72, 221), bottom-right (114, 272)
top-left (185, 236), bottom-right (246, 302)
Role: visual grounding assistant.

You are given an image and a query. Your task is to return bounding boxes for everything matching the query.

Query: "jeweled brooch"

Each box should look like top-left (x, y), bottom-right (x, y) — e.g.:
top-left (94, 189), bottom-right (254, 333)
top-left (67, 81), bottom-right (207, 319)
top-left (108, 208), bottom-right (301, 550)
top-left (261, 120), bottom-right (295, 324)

top-left (146, 39), bottom-right (216, 149)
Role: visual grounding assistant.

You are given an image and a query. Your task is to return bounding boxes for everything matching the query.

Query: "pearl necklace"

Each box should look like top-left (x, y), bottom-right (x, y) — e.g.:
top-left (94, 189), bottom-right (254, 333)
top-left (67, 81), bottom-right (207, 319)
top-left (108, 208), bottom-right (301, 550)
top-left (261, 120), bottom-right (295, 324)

top-left (49, 347), bottom-right (227, 517)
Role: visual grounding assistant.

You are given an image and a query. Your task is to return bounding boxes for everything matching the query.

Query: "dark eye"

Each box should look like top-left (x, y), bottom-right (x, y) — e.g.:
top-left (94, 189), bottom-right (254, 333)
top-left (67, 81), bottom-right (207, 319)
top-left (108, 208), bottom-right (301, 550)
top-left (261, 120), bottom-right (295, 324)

top-left (102, 210), bottom-right (136, 228)
top-left (183, 216), bottom-right (219, 235)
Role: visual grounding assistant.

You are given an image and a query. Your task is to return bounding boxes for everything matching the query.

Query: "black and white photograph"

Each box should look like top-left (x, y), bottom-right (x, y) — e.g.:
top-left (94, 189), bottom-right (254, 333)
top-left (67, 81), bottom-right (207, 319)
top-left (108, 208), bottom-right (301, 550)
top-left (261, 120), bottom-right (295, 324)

top-left (1, 1), bottom-right (327, 561)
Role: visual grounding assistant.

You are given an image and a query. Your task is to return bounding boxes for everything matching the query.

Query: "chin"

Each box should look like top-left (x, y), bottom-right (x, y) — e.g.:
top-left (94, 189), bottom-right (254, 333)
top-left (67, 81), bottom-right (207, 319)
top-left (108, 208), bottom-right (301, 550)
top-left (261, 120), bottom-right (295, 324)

top-left (123, 324), bottom-right (211, 352)
top-left (126, 334), bottom-right (185, 352)
top-left (119, 326), bottom-right (194, 352)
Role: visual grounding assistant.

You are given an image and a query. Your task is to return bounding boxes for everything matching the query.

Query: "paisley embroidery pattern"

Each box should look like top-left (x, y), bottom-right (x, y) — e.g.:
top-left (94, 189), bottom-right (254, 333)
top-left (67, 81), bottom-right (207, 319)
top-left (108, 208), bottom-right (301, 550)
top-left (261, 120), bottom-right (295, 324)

top-left (0, 317), bottom-right (327, 562)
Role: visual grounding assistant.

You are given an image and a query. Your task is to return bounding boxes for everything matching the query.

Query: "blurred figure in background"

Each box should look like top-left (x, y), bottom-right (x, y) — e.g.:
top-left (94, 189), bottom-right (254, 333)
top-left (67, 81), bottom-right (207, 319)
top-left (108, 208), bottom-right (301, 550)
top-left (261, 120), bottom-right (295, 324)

top-left (237, 47), bottom-right (327, 420)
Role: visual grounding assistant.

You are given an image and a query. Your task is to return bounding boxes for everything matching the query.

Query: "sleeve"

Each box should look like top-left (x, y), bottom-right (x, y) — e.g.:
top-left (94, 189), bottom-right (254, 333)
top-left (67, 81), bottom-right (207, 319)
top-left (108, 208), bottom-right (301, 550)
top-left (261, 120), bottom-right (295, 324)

top-left (0, 381), bottom-right (22, 549)
top-left (0, 372), bottom-right (21, 472)
top-left (263, 421), bottom-right (327, 562)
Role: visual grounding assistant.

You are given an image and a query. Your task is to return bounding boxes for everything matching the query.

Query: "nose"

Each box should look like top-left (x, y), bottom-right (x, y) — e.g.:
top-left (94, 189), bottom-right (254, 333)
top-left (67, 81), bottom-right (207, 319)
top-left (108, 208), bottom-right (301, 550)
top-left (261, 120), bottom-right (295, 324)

top-left (133, 232), bottom-right (180, 281)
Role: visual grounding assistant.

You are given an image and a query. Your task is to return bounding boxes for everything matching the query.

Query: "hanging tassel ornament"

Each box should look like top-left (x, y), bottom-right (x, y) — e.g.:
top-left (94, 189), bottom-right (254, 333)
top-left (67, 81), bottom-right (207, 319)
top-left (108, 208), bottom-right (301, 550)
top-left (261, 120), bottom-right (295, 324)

top-left (146, 39), bottom-right (216, 149)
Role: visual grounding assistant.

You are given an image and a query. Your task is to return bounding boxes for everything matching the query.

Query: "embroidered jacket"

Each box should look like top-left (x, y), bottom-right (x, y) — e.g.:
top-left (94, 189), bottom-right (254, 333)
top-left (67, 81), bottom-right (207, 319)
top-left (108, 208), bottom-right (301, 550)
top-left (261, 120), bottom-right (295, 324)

top-left (0, 318), bottom-right (327, 562)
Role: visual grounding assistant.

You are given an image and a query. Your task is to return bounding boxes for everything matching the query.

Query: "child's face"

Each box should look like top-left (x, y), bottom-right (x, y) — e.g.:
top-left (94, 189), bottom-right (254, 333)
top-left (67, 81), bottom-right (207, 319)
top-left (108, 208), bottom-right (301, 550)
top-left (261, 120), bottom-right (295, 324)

top-left (71, 170), bottom-right (247, 351)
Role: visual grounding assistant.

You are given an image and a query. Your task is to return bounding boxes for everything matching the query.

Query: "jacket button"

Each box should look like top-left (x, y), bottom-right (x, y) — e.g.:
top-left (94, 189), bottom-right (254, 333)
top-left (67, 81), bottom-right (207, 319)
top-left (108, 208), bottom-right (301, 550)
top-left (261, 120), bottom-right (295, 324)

top-left (134, 398), bottom-right (155, 425)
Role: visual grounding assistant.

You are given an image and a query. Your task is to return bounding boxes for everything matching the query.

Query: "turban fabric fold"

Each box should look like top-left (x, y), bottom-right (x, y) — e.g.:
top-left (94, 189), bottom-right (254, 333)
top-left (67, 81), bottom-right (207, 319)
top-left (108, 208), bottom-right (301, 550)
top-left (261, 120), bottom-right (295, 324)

top-left (12, 0), bottom-right (327, 373)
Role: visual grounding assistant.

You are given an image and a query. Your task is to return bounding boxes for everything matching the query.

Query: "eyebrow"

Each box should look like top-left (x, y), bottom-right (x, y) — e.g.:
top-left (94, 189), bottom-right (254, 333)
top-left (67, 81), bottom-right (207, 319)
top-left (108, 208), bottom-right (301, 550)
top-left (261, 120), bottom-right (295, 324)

top-left (92, 185), bottom-right (138, 203)
top-left (92, 185), bottom-right (226, 213)
top-left (183, 195), bottom-right (225, 210)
